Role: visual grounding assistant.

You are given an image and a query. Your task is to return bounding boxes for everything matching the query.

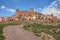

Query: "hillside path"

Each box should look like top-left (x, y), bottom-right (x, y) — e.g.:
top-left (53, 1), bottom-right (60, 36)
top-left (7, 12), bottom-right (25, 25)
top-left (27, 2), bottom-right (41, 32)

top-left (3, 25), bottom-right (41, 40)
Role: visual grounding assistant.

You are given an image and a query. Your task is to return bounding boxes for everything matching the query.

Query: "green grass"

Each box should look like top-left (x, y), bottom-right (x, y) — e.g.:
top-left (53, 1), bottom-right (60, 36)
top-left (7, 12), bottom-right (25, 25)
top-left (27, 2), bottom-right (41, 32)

top-left (23, 23), bottom-right (60, 40)
top-left (0, 26), bottom-right (4, 40)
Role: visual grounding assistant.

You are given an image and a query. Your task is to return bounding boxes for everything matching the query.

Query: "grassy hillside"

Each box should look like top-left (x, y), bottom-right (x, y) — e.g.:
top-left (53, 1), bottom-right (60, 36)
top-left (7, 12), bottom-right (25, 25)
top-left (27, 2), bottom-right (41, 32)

top-left (23, 23), bottom-right (60, 40)
top-left (0, 19), bottom-right (60, 40)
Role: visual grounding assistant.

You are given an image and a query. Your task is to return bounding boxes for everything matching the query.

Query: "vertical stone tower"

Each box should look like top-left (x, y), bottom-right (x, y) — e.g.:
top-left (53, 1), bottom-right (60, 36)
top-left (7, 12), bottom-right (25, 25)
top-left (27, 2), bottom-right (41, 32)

top-left (15, 9), bottom-right (20, 17)
top-left (15, 9), bottom-right (20, 20)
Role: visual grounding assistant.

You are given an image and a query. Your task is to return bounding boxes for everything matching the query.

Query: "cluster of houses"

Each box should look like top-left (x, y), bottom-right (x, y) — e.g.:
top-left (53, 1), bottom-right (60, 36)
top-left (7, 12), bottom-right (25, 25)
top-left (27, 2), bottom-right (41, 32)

top-left (0, 8), bottom-right (57, 22)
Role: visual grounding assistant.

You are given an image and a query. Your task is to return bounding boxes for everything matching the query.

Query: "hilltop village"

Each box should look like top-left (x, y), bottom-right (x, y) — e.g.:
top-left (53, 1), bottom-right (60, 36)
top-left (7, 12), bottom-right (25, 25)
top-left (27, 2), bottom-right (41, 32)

top-left (0, 8), bottom-right (57, 22)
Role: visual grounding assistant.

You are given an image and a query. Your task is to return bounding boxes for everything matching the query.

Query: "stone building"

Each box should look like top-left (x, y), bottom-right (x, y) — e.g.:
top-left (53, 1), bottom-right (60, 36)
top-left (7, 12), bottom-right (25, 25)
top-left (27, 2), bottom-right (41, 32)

top-left (14, 8), bottom-right (37, 21)
top-left (46, 15), bottom-right (53, 20)
top-left (2, 16), bottom-right (8, 22)
top-left (0, 8), bottom-right (57, 22)
top-left (37, 13), bottom-right (45, 20)
top-left (0, 8), bottom-right (58, 22)
top-left (0, 17), bottom-right (3, 22)
top-left (12, 8), bottom-right (57, 21)
top-left (45, 14), bottom-right (57, 20)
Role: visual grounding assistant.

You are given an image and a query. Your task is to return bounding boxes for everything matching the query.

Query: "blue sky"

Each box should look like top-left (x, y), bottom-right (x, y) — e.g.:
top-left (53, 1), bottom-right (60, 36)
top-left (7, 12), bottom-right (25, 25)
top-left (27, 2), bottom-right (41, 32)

top-left (0, 0), bottom-right (59, 17)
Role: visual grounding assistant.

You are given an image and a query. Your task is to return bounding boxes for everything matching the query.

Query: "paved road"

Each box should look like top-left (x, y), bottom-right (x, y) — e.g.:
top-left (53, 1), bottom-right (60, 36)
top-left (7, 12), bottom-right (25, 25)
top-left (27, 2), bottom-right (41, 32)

top-left (3, 25), bottom-right (41, 40)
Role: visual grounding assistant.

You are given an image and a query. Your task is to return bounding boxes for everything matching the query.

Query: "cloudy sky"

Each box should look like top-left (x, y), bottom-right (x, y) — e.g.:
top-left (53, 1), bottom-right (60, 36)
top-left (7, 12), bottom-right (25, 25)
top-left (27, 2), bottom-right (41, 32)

top-left (0, 0), bottom-right (60, 18)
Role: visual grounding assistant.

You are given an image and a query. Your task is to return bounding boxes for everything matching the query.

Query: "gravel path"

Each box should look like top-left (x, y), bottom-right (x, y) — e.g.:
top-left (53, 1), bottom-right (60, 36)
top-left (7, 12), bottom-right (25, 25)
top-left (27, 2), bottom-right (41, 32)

top-left (3, 25), bottom-right (41, 40)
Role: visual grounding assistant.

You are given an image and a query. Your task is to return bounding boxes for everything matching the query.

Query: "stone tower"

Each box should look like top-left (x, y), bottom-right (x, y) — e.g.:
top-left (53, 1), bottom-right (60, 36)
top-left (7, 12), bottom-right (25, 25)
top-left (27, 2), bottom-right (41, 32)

top-left (15, 9), bottom-right (20, 20)
top-left (15, 9), bottom-right (20, 17)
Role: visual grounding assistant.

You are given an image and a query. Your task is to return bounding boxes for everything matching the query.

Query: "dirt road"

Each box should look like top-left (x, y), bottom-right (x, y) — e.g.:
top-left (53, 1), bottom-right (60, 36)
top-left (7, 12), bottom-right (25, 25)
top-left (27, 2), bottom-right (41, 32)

top-left (3, 25), bottom-right (41, 40)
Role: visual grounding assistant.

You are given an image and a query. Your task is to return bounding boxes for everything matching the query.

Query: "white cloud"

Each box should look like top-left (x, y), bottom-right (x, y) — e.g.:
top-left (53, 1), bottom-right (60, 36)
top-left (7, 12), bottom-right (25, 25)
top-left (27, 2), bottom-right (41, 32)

top-left (6, 8), bottom-right (15, 13)
top-left (0, 5), bottom-right (15, 13)
top-left (41, 0), bottom-right (60, 19)
top-left (34, 8), bottom-right (42, 13)
top-left (0, 5), bottom-right (6, 9)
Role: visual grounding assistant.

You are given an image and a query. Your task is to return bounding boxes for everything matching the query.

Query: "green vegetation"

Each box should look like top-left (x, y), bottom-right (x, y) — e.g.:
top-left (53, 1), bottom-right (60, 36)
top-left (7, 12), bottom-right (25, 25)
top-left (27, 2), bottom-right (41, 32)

top-left (0, 19), bottom-right (60, 40)
top-left (23, 23), bottom-right (60, 40)
top-left (0, 25), bottom-right (4, 40)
